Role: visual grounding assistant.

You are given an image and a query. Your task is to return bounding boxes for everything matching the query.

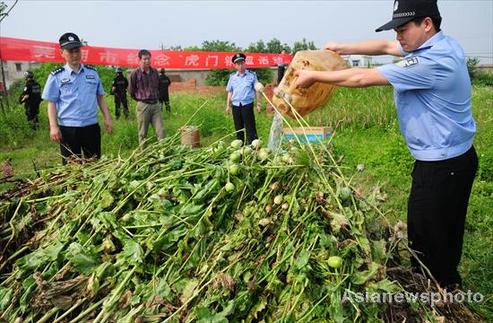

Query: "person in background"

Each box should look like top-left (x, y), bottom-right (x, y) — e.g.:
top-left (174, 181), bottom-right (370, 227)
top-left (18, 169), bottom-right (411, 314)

top-left (129, 49), bottom-right (164, 145)
top-left (225, 53), bottom-right (262, 145)
top-left (111, 67), bottom-right (129, 119)
top-left (295, 0), bottom-right (478, 290)
top-left (277, 49), bottom-right (288, 84)
top-left (18, 71), bottom-right (42, 129)
top-left (42, 32), bottom-right (113, 164)
top-left (268, 50), bottom-right (289, 151)
top-left (158, 68), bottom-right (172, 112)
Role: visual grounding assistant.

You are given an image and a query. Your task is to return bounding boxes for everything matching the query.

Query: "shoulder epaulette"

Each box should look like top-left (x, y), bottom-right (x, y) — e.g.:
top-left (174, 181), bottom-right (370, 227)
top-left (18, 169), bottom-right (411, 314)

top-left (84, 65), bottom-right (97, 71)
top-left (50, 67), bottom-right (64, 76)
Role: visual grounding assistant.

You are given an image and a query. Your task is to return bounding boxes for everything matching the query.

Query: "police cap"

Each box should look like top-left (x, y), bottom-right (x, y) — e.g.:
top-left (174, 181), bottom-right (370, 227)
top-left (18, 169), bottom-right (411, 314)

top-left (232, 53), bottom-right (246, 64)
top-left (24, 71), bottom-right (34, 79)
top-left (59, 32), bottom-right (83, 49)
top-left (376, 0), bottom-right (441, 32)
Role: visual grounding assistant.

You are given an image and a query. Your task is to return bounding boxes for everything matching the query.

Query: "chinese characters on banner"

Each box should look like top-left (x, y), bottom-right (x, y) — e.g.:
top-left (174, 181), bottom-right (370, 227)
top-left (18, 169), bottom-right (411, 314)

top-left (0, 37), bottom-right (292, 69)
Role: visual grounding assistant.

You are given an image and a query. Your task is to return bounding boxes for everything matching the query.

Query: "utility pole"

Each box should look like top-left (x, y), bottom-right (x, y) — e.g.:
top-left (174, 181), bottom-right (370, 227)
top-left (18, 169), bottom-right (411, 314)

top-left (0, 0), bottom-right (20, 112)
top-left (0, 52), bottom-right (9, 112)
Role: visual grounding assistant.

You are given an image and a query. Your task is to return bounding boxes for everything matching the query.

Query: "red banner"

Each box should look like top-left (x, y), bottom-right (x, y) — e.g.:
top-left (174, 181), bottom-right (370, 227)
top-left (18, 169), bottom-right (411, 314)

top-left (0, 37), bottom-right (292, 69)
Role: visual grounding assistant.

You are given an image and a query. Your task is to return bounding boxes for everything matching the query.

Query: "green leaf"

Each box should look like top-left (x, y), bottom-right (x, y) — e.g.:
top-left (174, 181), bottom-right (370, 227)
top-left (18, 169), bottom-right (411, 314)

top-left (0, 287), bottom-right (13, 311)
top-left (247, 297), bottom-right (268, 321)
top-left (295, 249), bottom-right (310, 270)
top-left (99, 190), bottom-right (115, 209)
top-left (358, 237), bottom-right (371, 255)
top-left (43, 241), bottom-right (65, 260)
top-left (330, 213), bottom-right (349, 234)
top-left (66, 242), bottom-right (100, 274)
top-left (180, 279), bottom-right (199, 304)
top-left (97, 211), bottom-right (118, 229)
top-left (120, 238), bottom-right (144, 265)
top-left (195, 306), bottom-right (228, 323)
top-left (371, 239), bottom-right (387, 263)
top-left (352, 262), bottom-right (380, 285)
top-left (154, 278), bottom-right (173, 302)
top-left (369, 279), bottom-right (400, 293)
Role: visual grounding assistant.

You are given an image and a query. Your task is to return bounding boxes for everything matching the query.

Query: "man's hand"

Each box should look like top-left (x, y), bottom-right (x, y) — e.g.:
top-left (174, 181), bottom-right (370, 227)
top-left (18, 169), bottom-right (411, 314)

top-left (256, 103), bottom-right (261, 113)
top-left (324, 42), bottom-right (344, 54)
top-left (50, 125), bottom-right (62, 142)
top-left (225, 105), bottom-right (231, 114)
top-left (294, 70), bottom-right (317, 88)
top-left (104, 117), bottom-right (113, 134)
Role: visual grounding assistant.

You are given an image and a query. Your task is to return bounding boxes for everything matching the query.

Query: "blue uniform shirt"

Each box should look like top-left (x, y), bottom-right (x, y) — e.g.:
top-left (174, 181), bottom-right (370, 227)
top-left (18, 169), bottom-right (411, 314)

top-left (42, 64), bottom-right (105, 127)
top-left (378, 32), bottom-right (476, 161)
top-left (226, 70), bottom-right (257, 106)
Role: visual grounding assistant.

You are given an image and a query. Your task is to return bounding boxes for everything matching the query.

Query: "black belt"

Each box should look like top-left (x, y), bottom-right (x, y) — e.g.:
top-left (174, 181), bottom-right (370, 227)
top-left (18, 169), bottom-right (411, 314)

top-left (232, 102), bottom-right (253, 108)
top-left (139, 99), bottom-right (158, 104)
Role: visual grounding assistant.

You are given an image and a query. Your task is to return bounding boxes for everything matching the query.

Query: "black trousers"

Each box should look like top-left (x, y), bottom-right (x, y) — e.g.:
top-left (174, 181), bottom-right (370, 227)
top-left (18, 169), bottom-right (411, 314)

top-left (159, 92), bottom-right (171, 112)
top-left (232, 102), bottom-right (258, 145)
top-left (25, 103), bottom-right (40, 129)
top-left (408, 146), bottom-right (478, 287)
top-left (114, 93), bottom-right (129, 119)
top-left (59, 124), bottom-right (101, 165)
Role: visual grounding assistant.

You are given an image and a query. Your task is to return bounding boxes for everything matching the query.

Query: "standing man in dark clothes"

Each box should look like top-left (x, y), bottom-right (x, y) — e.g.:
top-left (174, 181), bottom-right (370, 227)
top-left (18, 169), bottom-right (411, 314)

top-left (19, 71), bottom-right (42, 129)
top-left (111, 67), bottom-right (129, 119)
top-left (277, 50), bottom-right (287, 85)
top-left (158, 68), bottom-right (172, 112)
top-left (129, 49), bottom-right (164, 145)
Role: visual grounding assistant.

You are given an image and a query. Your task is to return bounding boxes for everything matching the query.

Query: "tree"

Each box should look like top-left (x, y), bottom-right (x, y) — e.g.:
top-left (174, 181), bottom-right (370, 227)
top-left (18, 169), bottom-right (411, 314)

top-left (266, 38), bottom-right (291, 54)
top-left (247, 38), bottom-right (291, 54)
top-left (292, 38), bottom-right (317, 54)
top-left (197, 41), bottom-right (241, 86)
top-left (201, 40), bottom-right (241, 52)
top-left (0, 1), bottom-right (8, 20)
top-left (246, 40), bottom-right (266, 53)
top-left (466, 57), bottom-right (480, 81)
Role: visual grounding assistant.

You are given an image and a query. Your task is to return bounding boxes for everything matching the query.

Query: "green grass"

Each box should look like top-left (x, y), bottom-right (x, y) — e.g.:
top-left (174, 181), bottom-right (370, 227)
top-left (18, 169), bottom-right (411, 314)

top-left (1, 85), bottom-right (492, 320)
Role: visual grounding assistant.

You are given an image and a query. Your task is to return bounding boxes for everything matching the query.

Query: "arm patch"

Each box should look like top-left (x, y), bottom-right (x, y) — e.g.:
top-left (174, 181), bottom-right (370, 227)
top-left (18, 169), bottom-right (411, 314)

top-left (396, 57), bottom-right (419, 68)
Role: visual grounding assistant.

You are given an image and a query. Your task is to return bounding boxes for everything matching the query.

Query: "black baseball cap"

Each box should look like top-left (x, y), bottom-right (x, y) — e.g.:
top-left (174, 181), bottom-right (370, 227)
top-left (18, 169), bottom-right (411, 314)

top-left (232, 53), bottom-right (246, 64)
top-left (59, 32), bottom-right (83, 49)
top-left (376, 0), bottom-right (441, 32)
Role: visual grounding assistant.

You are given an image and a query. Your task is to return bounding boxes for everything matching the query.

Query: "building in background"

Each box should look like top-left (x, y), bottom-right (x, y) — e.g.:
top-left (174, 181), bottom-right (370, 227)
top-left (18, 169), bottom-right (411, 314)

top-left (1, 61), bottom-right (40, 89)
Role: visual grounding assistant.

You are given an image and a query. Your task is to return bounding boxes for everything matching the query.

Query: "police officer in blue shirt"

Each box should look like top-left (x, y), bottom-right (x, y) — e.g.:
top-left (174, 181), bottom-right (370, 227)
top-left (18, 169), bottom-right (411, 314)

top-left (226, 53), bottom-right (262, 145)
top-left (42, 32), bottom-right (113, 164)
top-left (295, 0), bottom-right (478, 289)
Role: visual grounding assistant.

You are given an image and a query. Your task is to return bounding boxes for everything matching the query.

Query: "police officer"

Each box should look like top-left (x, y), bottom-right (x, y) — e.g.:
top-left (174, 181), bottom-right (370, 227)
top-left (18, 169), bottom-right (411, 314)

top-left (42, 32), bottom-right (113, 164)
top-left (19, 71), bottom-right (42, 129)
top-left (225, 53), bottom-right (262, 145)
top-left (158, 68), bottom-right (172, 112)
top-left (295, 0), bottom-right (478, 290)
top-left (111, 67), bottom-right (129, 119)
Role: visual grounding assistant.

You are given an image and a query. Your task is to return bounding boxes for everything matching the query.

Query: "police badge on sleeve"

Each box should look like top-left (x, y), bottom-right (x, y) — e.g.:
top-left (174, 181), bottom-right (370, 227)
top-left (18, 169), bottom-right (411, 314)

top-left (396, 57), bottom-right (419, 68)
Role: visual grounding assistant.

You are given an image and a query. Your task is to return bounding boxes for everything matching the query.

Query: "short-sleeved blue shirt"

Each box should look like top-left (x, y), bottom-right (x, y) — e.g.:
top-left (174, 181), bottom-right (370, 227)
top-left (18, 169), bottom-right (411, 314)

top-left (226, 70), bottom-right (257, 106)
top-left (378, 32), bottom-right (475, 161)
top-left (42, 64), bottom-right (105, 127)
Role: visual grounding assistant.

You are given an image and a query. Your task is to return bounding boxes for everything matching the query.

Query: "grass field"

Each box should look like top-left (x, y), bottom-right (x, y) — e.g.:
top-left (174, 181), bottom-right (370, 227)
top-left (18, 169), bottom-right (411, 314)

top-left (1, 85), bottom-right (492, 319)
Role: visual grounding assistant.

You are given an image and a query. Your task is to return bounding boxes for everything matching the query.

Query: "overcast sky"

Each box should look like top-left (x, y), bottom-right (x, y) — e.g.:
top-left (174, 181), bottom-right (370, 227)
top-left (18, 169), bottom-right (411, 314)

top-left (1, 0), bottom-right (492, 63)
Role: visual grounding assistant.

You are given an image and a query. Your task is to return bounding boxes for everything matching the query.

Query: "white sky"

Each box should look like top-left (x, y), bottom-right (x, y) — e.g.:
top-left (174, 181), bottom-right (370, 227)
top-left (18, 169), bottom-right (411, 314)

top-left (1, 0), bottom-right (492, 63)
